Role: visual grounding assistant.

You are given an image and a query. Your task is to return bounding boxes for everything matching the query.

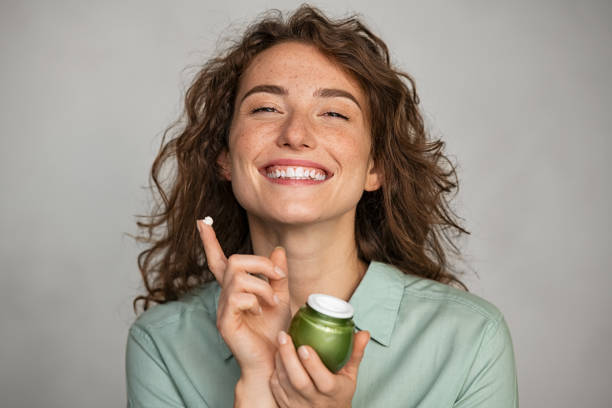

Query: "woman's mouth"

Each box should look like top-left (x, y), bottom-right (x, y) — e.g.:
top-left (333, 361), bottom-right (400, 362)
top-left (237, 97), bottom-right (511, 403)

top-left (260, 165), bottom-right (332, 184)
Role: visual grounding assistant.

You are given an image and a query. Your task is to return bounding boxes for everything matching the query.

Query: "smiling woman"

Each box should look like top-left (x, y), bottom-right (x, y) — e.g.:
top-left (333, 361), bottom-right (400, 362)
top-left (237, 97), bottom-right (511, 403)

top-left (126, 4), bottom-right (518, 408)
top-left (220, 41), bottom-right (380, 229)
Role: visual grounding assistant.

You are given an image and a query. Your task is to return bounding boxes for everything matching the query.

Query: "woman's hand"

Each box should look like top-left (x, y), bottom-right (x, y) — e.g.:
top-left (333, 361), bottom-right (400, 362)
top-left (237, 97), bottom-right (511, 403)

top-left (270, 329), bottom-right (371, 408)
top-left (197, 219), bottom-right (292, 377)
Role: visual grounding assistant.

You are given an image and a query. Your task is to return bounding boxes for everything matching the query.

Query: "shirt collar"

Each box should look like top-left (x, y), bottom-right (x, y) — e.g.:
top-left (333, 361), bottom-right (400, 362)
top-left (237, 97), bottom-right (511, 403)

top-left (214, 260), bottom-right (406, 360)
top-left (348, 261), bottom-right (405, 347)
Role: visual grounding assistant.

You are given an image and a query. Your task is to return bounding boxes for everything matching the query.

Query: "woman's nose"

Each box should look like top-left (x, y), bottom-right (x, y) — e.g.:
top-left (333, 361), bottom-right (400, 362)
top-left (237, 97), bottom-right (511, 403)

top-left (276, 112), bottom-right (316, 150)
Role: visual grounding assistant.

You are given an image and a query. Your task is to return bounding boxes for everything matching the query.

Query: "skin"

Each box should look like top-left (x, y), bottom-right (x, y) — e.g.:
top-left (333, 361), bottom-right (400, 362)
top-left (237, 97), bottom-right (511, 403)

top-left (198, 41), bottom-right (381, 407)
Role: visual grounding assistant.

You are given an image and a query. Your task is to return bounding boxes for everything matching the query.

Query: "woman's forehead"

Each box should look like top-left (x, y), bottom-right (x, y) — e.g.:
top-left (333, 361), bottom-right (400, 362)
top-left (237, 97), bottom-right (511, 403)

top-left (238, 42), bottom-right (365, 101)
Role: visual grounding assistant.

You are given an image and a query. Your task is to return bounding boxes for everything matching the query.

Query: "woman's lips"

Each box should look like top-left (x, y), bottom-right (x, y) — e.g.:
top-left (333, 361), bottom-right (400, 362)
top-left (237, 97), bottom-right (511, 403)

top-left (259, 159), bottom-right (332, 176)
top-left (263, 176), bottom-right (328, 185)
top-left (258, 159), bottom-right (333, 185)
top-left (258, 166), bottom-right (332, 185)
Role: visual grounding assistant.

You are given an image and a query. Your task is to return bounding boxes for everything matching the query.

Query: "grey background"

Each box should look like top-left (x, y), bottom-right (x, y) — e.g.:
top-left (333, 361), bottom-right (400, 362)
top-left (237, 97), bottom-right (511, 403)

top-left (1, 0), bottom-right (610, 407)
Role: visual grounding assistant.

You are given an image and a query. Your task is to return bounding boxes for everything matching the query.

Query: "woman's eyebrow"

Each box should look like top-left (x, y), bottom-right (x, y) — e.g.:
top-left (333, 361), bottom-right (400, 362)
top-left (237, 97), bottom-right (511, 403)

top-left (240, 84), bottom-right (361, 111)
top-left (314, 88), bottom-right (361, 111)
top-left (241, 85), bottom-right (288, 102)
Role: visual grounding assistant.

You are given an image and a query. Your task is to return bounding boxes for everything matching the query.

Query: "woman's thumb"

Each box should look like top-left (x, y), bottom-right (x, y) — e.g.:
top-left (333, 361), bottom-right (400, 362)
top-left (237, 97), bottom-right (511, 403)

top-left (340, 330), bottom-right (370, 379)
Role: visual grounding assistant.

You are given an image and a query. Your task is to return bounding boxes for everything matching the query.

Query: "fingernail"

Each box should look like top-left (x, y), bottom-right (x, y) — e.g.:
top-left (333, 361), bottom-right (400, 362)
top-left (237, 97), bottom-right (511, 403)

top-left (278, 331), bottom-right (288, 345)
top-left (298, 346), bottom-right (309, 360)
top-left (203, 216), bottom-right (213, 226)
top-left (274, 266), bottom-right (286, 278)
top-left (273, 294), bottom-right (280, 305)
top-left (196, 220), bottom-right (202, 232)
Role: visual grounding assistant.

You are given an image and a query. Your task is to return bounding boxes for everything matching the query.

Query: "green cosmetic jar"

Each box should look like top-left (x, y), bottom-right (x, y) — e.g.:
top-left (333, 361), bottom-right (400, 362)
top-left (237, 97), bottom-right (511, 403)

top-left (288, 294), bottom-right (355, 373)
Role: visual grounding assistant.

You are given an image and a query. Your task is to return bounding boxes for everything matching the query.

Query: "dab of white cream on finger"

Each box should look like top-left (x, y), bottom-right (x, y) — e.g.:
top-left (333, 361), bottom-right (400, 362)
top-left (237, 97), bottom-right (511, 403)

top-left (203, 216), bottom-right (213, 226)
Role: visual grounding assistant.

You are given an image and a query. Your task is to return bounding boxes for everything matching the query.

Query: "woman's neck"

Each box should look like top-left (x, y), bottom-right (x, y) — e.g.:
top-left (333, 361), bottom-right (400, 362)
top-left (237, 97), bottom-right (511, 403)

top-left (248, 211), bottom-right (368, 315)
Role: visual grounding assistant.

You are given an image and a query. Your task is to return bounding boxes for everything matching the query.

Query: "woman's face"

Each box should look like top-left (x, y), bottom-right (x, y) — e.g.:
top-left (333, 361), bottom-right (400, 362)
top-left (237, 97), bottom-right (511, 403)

top-left (221, 41), bottom-right (381, 226)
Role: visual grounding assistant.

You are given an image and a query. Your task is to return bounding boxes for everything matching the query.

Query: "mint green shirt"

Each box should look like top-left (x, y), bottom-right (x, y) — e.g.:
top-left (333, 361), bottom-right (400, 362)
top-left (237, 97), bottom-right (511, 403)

top-left (126, 261), bottom-right (519, 407)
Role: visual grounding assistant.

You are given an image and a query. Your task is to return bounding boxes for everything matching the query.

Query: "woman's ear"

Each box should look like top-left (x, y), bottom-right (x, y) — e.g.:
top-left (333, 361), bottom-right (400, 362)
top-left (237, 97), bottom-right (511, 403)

top-left (364, 158), bottom-right (382, 192)
top-left (217, 149), bottom-right (232, 181)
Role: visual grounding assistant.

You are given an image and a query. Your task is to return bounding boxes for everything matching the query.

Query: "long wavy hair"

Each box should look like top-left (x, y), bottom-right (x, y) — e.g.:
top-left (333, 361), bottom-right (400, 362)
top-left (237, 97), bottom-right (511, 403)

top-left (133, 4), bottom-right (470, 313)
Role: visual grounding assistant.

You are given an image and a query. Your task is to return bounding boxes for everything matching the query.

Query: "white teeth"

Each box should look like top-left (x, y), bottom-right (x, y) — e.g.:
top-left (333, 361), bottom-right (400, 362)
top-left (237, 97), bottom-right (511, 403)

top-left (265, 166), bottom-right (327, 180)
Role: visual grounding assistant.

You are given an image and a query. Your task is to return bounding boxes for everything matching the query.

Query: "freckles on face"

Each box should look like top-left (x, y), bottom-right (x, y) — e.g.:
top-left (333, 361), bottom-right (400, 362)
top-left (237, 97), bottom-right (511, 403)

top-left (223, 41), bottom-right (378, 223)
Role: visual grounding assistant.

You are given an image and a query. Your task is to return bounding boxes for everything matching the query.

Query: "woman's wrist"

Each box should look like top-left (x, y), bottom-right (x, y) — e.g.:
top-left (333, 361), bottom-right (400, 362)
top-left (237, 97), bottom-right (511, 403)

top-left (234, 372), bottom-right (278, 408)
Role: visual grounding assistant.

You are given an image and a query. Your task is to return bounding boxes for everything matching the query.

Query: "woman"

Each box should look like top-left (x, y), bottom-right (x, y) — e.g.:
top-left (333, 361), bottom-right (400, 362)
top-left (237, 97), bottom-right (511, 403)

top-left (126, 5), bottom-right (518, 407)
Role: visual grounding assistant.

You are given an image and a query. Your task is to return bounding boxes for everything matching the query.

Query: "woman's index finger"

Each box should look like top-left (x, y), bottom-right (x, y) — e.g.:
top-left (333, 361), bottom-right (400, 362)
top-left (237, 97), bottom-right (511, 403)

top-left (197, 218), bottom-right (227, 283)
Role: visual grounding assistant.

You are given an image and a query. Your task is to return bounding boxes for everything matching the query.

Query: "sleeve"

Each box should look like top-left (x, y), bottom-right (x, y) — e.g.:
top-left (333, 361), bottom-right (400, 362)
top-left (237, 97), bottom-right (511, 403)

top-left (453, 316), bottom-right (519, 408)
top-left (125, 325), bottom-right (187, 408)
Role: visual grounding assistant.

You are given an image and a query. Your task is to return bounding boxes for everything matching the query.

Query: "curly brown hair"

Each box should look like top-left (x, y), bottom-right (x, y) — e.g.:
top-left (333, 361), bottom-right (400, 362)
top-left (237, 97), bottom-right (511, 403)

top-left (132, 4), bottom-right (470, 313)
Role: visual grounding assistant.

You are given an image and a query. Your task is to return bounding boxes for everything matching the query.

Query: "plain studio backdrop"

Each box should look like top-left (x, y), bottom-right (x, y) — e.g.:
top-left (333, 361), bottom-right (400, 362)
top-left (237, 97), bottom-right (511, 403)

top-left (1, 0), bottom-right (610, 407)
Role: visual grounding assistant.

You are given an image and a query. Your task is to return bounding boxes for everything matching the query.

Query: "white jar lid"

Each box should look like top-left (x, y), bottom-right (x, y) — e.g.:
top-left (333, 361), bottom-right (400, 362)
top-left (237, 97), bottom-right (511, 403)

top-left (307, 294), bottom-right (354, 319)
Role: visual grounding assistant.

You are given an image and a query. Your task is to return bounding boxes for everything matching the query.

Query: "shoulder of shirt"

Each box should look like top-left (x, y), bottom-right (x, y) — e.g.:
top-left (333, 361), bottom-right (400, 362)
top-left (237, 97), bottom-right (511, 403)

top-left (129, 281), bottom-right (220, 332)
top-left (381, 262), bottom-right (504, 324)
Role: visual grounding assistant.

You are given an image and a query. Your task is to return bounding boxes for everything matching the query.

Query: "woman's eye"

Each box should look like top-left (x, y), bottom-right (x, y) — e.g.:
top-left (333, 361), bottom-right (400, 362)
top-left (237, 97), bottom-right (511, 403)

top-left (324, 111), bottom-right (349, 120)
top-left (251, 106), bottom-right (278, 114)
top-left (250, 107), bottom-right (348, 120)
